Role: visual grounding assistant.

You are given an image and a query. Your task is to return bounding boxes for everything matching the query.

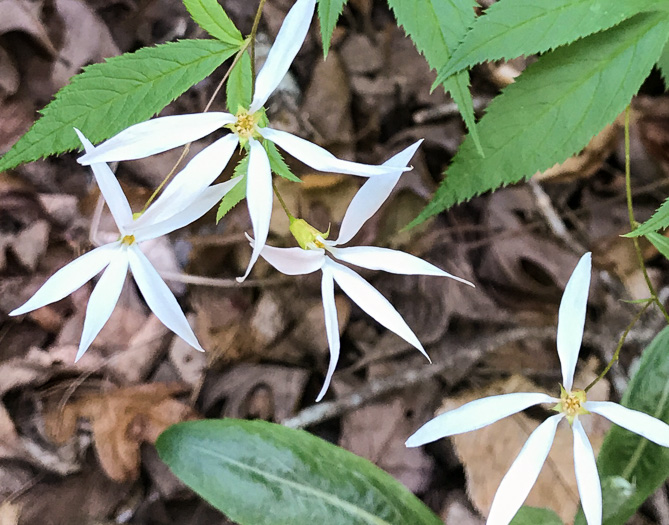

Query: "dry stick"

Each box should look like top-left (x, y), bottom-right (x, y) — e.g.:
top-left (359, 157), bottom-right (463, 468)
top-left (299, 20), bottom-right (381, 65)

top-left (282, 326), bottom-right (555, 429)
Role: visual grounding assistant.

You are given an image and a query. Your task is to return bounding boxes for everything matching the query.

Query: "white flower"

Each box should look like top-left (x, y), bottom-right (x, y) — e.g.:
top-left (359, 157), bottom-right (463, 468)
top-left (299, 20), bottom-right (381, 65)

top-left (406, 252), bottom-right (669, 525)
top-left (9, 130), bottom-right (238, 361)
top-left (76, 0), bottom-right (407, 282)
top-left (251, 140), bottom-right (473, 401)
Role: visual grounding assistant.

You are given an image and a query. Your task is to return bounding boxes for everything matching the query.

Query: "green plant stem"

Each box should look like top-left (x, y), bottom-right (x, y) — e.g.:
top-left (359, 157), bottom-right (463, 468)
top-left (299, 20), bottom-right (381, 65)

top-left (585, 301), bottom-right (651, 393)
top-left (273, 181), bottom-right (294, 220)
top-left (623, 105), bottom-right (669, 324)
top-left (249, 0), bottom-right (267, 92)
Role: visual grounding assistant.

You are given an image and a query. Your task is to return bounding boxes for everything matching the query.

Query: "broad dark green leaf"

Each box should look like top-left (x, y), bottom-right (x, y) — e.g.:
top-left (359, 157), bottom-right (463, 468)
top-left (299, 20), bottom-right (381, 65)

top-left (217, 157), bottom-right (248, 222)
top-left (226, 51), bottom-right (253, 113)
top-left (386, 0), bottom-right (482, 155)
top-left (591, 327), bottom-right (669, 524)
top-left (646, 232), bottom-right (669, 260)
top-left (0, 39), bottom-right (239, 173)
top-left (410, 12), bottom-right (669, 226)
top-left (157, 419), bottom-right (443, 525)
top-left (436, 0), bottom-right (666, 84)
top-left (265, 141), bottom-right (301, 182)
top-left (318, 0), bottom-right (347, 57)
top-left (574, 476), bottom-right (635, 525)
top-left (183, 0), bottom-right (244, 45)
top-left (658, 39), bottom-right (669, 90)
top-left (626, 196), bottom-right (669, 237)
top-left (510, 507), bottom-right (563, 525)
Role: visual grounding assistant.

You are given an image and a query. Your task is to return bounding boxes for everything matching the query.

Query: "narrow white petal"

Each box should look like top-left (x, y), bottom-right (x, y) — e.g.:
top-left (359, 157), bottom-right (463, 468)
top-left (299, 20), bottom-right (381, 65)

top-left (406, 392), bottom-right (556, 447)
top-left (326, 259), bottom-right (427, 359)
top-left (335, 140), bottom-right (422, 244)
top-left (78, 113), bottom-right (235, 164)
top-left (76, 251), bottom-right (129, 361)
top-left (573, 419), bottom-right (602, 525)
top-left (316, 266), bottom-right (339, 402)
top-left (127, 245), bottom-right (204, 352)
top-left (487, 414), bottom-right (563, 525)
top-left (557, 252), bottom-right (592, 390)
top-left (238, 139), bottom-right (273, 282)
top-left (329, 246), bottom-right (474, 287)
top-left (134, 135), bottom-right (239, 227)
top-left (9, 243), bottom-right (117, 316)
top-left (256, 242), bottom-right (325, 275)
top-left (586, 401), bottom-right (669, 447)
top-left (249, 0), bottom-right (316, 112)
top-left (75, 129), bottom-right (133, 230)
top-left (133, 179), bottom-right (243, 242)
top-left (260, 127), bottom-right (409, 177)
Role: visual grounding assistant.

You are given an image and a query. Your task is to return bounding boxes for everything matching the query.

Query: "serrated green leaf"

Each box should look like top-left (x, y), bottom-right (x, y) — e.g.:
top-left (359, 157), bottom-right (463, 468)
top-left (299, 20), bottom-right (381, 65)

top-left (217, 157), bottom-right (248, 222)
top-left (387, 0), bottom-right (482, 155)
top-left (226, 50), bottom-right (253, 113)
top-left (156, 419), bottom-right (443, 525)
top-left (0, 39), bottom-right (239, 173)
top-left (510, 507), bottom-right (563, 525)
top-left (264, 140), bottom-right (301, 182)
top-left (646, 232), bottom-right (669, 260)
top-left (410, 12), bottom-right (669, 227)
top-left (625, 196), bottom-right (669, 237)
top-left (580, 327), bottom-right (669, 525)
top-left (436, 0), bottom-right (666, 84)
top-left (183, 0), bottom-right (244, 45)
top-left (318, 0), bottom-right (347, 57)
top-left (657, 38), bottom-right (669, 90)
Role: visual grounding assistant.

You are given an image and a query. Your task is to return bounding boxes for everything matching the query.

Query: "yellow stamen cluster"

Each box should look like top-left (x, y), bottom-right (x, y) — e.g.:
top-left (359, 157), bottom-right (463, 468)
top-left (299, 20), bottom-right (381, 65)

top-left (231, 109), bottom-right (260, 140)
top-left (120, 234), bottom-right (136, 246)
top-left (553, 386), bottom-right (589, 424)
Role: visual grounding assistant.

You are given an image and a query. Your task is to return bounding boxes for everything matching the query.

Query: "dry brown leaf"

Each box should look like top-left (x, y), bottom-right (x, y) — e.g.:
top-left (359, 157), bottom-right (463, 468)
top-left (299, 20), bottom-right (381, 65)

top-left (0, 0), bottom-right (57, 55)
top-left (44, 383), bottom-right (198, 481)
top-left (0, 402), bottom-right (27, 461)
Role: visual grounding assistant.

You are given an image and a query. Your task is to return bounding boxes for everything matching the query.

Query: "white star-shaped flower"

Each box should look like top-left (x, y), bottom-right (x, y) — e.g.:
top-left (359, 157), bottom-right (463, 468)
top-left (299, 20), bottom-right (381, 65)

top-left (9, 130), bottom-right (238, 361)
top-left (251, 140), bottom-right (473, 401)
top-left (406, 252), bottom-right (669, 525)
top-left (76, 0), bottom-right (406, 282)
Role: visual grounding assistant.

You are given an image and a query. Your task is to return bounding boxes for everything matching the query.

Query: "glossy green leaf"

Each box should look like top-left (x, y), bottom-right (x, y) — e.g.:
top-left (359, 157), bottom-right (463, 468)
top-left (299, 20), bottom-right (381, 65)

top-left (411, 12), bottom-right (669, 226)
top-left (590, 327), bottom-right (669, 524)
top-left (436, 0), bottom-right (666, 84)
top-left (625, 196), bottom-right (669, 237)
top-left (510, 506), bottom-right (563, 525)
top-left (217, 158), bottom-right (248, 222)
top-left (0, 39), bottom-right (239, 173)
top-left (574, 475), bottom-right (636, 525)
top-left (265, 141), bottom-right (301, 182)
top-left (657, 39), bottom-right (669, 90)
top-left (156, 419), bottom-right (443, 525)
top-left (386, 0), bottom-right (482, 155)
top-left (226, 50), bottom-right (253, 113)
top-left (318, 0), bottom-right (347, 56)
top-left (183, 0), bottom-right (244, 45)
top-left (646, 232), bottom-right (669, 260)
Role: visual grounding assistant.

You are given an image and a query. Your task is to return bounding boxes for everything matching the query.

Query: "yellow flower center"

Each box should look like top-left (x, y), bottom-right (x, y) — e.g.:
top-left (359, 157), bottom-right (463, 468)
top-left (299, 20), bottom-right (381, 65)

top-left (120, 234), bottom-right (136, 246)
top-left (231, 109), bottom-right (260, 140)
top-left (553, 387), bottom-right (589, 424)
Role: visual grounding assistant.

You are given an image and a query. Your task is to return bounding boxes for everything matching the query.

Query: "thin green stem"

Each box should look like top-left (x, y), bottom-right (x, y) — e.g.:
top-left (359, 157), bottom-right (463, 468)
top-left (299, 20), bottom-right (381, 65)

top-left (249, 0), bottom-right (267, 92)
top-left (273, 181), bottom-right (294, 220)
top-left (585, 300), bottom-right (651, 393)
top-left (623, 106), bottom-right (669, 323)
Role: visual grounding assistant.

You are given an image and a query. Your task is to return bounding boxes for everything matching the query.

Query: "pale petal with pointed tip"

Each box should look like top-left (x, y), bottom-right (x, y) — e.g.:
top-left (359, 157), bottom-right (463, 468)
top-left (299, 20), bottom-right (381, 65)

top-left (328, 246), bottom-right (473, 287)
top-left (75, 129), bottom-right (133, 230)
top-left (238, 139), bottom-right (273, 282)
top-left (406, 392), bottom-right (556, 447)
top-left (257, 243), bottom-right (325, 275)
top-left (127, 245), bottom-right (204, 352)
top-left (586, 401), bottom-right (669, 447)
top-left (249, 0), bottom-right (316, 112)
top-left (76, 251), bottom-right (129, 361)
top-left (316, 266), bottom-right (339, 402)
top-left (134, 134), bottom-right (239, 227)
top-left (78, 113), bottom-right (235, 164)
top-left (134, 180), bottom-right (242, 242)
top-left (334, 140), bottom-right (422, 245)
top-left (9, 243), bottom-right (118, 316)
top-left (487, 414), bottom-right (563, 525)
top-left (573, 418), bottom-right (602, 525)
top-left (557, 252), bottom-right (592, 390)
top-left (326, 259), bottom-right (427, 359)
top-left (260, 127), bottom-right (409, 177)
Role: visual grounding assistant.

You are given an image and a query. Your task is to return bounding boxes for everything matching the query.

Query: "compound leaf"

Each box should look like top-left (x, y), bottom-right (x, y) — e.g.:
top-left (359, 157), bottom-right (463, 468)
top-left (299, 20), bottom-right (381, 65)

top-left (183, 0), bottom-right (244, 45)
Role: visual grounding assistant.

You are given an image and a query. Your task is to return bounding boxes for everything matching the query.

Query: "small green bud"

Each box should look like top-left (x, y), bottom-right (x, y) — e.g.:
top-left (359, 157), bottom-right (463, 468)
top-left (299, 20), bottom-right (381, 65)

top-left (289, 217), bottom-right (329, 250)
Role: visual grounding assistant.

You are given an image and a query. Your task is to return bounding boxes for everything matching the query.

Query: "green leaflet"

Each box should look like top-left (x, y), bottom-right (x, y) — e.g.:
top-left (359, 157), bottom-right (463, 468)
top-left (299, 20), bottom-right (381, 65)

top-left (646, 232), bottom-right (669, 260)
top-left (510, 507), bottom-right (563, 525)
top-left (435, 0), bottom-right (666, 85)
top-left (265, 141), bottom-right (301, 182)
top-left (658, 39), bottom-right (669, 90)
top-left (226, 50), bottom-right (253, 113)
top-left (0, 39), bottom-right (240, 173)
top-left (217, 157), bottom-right (248, 223)
top-left (183, 0), bottom-right (244, 45)
top-left (579, 327), bottom-right (669, 525)
top-left (410, 12), bottom-right (669, 227)
top-left (625, 196), bottom-right (669, 237)
top-left (157, 419), bottom-right (443, 525)
top-left (386, 0), bottom-right (482, 155)
top-left (318, 0), bottom-right (347, 57)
